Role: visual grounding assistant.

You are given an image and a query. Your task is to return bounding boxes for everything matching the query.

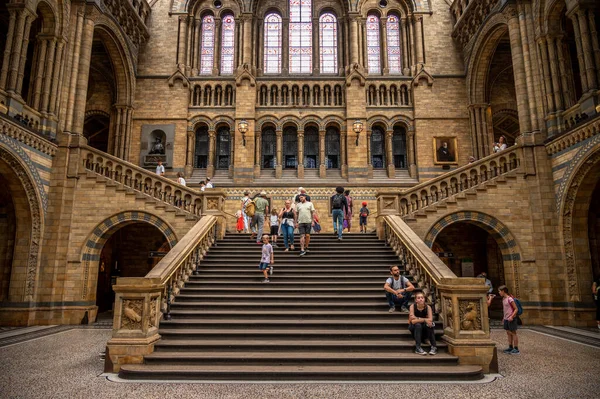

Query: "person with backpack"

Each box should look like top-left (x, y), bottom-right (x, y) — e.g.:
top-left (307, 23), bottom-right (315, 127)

top-left (240, 191), bottom-right (253, 233)
top-left (330, 186), bottom-right (348, 241)
top-left (252, 191), bottom-right (270, 244)
top-left (384, 265), bottom-right (415, 313)
top-left (359, 201), bottom-right (370, 233)
top-left (498, 285), bottom-right (520, 355)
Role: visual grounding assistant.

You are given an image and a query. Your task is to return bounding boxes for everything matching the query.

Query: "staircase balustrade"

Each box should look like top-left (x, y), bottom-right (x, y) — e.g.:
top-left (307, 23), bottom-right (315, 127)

top-left (379, 215), bottom-right (497, 372)
top-left (106, 214), bottom-right (225, 372)
top-left (379, 146), bottom-right (522, 217)
top-left (0, 114), bottom-right (57, 157)
top-left (81, 145), bottom-right (226, 217)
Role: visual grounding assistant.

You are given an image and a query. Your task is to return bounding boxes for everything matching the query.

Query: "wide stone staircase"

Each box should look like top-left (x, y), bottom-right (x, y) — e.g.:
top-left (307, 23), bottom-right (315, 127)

top-left (118, 233), bottom-right (484, 381)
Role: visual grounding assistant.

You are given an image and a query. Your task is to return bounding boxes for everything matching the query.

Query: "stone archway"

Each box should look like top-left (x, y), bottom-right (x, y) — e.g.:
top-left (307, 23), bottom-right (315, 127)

top-left (0, 142), bottom-right (45, 303)
top-left (80, 211), bottom-right (178, 307)
top-left (559, 143), bottom-right (600, 303)
top-left (424, 211), bottom-right (522, 297)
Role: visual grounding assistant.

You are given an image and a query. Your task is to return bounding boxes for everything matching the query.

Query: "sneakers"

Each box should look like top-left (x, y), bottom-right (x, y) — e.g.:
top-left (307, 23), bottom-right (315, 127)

top-left (262, 278), bottom-right (270, 283)
top-left (388, 306), bottom-right (396, 313)
top-left (333, 231), bottom-right (337, 235)
top-left (400, 306), bottom-right (409, 313)
top-left (273, 243), bottom-right (279, 248)
top-left (338, 237), bottom-right (343, 241)
top-left (503, 347), bottom-right (514, 354)
top-left (269, 266), bottom-right (273, 275)
top-left (299, 250), bottom-right (306, 256)
top-left (510, 348), bottom-right (520, 355)
top-left (428, 347), bottom-right (438, 355)
top-left (305, 248), bottom-right (310, 253)
top-left (415, 347), bottom-right (427, 355)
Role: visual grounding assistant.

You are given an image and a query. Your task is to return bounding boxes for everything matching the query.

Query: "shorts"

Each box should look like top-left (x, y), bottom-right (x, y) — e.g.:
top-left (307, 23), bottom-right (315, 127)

top-left (503, 319), bottom-right (518, 332)
top-left (298, 223), bottom-right (312, 235)
top-left (259, 262), bottom-right (271, 271)
top-left (270, 225), bottom-right (279, 235)
top-left (359, 216), bottom-right (368, 226)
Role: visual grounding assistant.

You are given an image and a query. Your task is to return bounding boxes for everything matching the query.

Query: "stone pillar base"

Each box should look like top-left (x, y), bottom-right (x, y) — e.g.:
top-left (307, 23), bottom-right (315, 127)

top-left (342, 164), bottom-right (348, 178)
top-left (387, 164), bottom-right (395, 178)
top-left (105, 334), bottom-right (161, 373)
top-left (297, 164), bottom-right (304, 179)
top-left (409, 164), bottom-right (417, 178)
top-left (319, 164), bottom-right (326, 178)
top-left (207, 165), bottom-right (215, 179)
top-left (443, 336), bottom-right (498, 374)
top-left (184, 165), bottom-right (193, 178)
top-left (254, 164), bottom-right (261, 178)
top-left (275, 165), bottom-right (282, 178)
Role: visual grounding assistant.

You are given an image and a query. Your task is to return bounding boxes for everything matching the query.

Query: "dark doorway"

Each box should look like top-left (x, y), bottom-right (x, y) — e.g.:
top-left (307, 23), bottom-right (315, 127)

top-left (195, 126), bottom-right (209, 168)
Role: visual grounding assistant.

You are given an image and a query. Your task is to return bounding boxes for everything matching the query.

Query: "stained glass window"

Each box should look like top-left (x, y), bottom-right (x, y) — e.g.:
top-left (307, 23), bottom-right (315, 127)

top-left (200, 15), bottom-right (215, 75)
top-left (264, 13), bottom-right (282, 74)
top-left (366, 15), bottom-right (381, 75)
top-left (319, 13), bottom-right (337, 74)
top-left (386, 14), bottom-right (402, 74)
top-left (221, 14), bottom-right (235, 75)
top-left (289, 0), bottom-right (312, 74)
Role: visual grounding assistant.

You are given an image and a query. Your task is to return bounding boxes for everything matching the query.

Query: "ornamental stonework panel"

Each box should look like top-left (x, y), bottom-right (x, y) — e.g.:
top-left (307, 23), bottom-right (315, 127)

top-left (459, 300), bottom-right (482, 331)
top-left (121, 299), bottom-right (143, 330)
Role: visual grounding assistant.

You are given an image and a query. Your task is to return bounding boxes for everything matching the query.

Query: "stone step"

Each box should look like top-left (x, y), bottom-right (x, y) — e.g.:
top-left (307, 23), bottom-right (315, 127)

top-left (169, 301), bottom-right (398, 311)
top-left (159, 318), bottom-right (432, 329)
top-left (174, 293), bottom-right (399, 301)
top-left (165, 309), bottom-right (414, 319)
top-left (119, 364), bottom-right (483, 381)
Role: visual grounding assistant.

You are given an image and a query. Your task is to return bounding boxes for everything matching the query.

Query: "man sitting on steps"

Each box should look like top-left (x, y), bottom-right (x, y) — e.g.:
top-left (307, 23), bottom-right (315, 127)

top-left (384, 265), bottom-right (415, 313)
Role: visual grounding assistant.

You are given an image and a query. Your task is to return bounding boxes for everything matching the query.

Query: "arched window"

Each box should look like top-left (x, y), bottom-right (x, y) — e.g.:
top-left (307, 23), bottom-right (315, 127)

top-left (289, 0), bottom-right (312, 74)
top-left (392, 126), bottom-right (407, 168)
top-left (366, 15), bottom-right (381, 75)
top-left (319, 13), bottom-right (337, 74)
top-left (283, 126), bottom-right (298, 168)
top-left (194, 127), bottom-right (209, 168)
top-left (200, 15), bottom-right (215, 75)
top-left (262, 128), bottom-right (276, 168)
top-left (386, 14), bottom-right (402, 74)
top-left (371, 127), bottom-right (385, 168)
top-left (304, 127), bottom-right (319, 168)
top-left (220, 14), bottom-right (235, 75)
top-left (325, 127), bottom-right (340, 168)
top-left (264, 13), bottom-right (282, 74)
top-left (216, 127), bottom-right (231, 169)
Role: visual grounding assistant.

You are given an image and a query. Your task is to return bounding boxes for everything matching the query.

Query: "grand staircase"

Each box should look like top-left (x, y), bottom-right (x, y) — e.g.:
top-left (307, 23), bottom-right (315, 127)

top-left (118, 233), bottom-right (484, 381)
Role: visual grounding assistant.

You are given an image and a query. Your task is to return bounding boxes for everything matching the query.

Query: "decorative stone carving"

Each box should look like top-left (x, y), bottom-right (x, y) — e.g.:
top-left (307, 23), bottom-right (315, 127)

top-left (206, 198), bottom-right (219, 210)
top-left (459, 300), bottom-right (482, 331)
top-left (444, 298), bottom-right (454, 331)
top-left (149, 298), bottom-right (158, 328)
top-left (121, 299), bottom-right (143, 330)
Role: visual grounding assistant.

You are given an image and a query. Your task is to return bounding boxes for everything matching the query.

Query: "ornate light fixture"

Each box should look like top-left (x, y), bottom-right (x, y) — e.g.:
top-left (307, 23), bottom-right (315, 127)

top-left (353, 119), bottom-right (363, 146)
top-left (238, 119), bottom-right (249, 146)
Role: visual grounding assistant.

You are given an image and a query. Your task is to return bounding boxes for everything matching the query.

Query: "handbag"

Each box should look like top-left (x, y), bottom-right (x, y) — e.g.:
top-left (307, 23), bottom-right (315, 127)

top-left (343, 219), bottom-right (349, 229)
top-left (312, 221), bottom-right (321, 233)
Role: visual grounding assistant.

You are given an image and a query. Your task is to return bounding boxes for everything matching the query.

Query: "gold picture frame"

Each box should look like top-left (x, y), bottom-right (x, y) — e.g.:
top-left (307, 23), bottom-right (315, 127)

top-left (433, 137), bottom-right (458, 165)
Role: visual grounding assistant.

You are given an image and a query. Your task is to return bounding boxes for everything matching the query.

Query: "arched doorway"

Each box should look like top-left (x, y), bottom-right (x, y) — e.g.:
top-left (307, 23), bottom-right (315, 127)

top-left (194, 126), bottom-right (209, 168)
top-left (392, 125), bottom-right (407, 169)
top-left (261, 127), bottom-right (276, 169)
top-left (371, 126), bottom-right (386, 168)
top-left (325, 126), bottom-right (340, 169)
top-left (95, 222), bottom-right (172, 314)
top-left (83, 113), bottom-right (110, 152)
top-left (304, 126), bottom-right (318, 169)
top-left (215, 126), bottom-right (231, 169)
top-left (283, 126), bottom-right (298, 168)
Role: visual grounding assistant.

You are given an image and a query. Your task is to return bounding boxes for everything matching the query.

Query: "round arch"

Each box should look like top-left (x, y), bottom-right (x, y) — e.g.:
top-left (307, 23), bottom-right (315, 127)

top-left (424, 211), bottom-right (522, 296)
top-left (189, 115), bottom-right (214, 132)
top-left (559, 140), bottom-right (600, 302)
top-left (80, 211), bottom-right (178, 301)
top-left (0, 141), bottom-right (45, 301)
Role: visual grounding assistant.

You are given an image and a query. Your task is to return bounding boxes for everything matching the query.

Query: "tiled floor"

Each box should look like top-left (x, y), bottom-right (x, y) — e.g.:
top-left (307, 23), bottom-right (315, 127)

top-left (0, 328), bottom-right (598, 398)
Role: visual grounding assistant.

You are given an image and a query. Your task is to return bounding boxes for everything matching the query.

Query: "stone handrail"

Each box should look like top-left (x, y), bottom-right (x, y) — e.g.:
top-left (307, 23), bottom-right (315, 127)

top-left (378, 145), bottom-right (522, 217)
top-left (380, 215), bottom-right (497, 372)
top-left (0, 113), bottom-right (58, 157)
top-left (106, 215), bottom-right (225, 372)
top-left (81, 145), bottom-right (225, 217)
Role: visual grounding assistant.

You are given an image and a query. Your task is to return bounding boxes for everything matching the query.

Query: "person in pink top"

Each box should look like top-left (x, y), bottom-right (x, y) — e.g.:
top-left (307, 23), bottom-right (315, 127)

top-left (499, 285), bottom-right (520, 354)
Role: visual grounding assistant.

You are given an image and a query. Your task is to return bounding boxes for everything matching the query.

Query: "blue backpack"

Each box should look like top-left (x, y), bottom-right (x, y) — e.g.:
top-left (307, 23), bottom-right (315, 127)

top-left (511, 296), bottom-right (523, 316)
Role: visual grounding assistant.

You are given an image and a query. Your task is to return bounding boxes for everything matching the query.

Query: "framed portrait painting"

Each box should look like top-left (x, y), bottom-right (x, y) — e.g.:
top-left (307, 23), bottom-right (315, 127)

top-left (433, 137), bottom-right (458, 165)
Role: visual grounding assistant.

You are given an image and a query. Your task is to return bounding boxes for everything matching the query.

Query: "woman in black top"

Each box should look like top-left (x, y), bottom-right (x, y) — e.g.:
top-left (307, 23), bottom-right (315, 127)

top-left (278, 200), bottom-right (296, 251)
top-left (408, 291), bottom-right (437, 355)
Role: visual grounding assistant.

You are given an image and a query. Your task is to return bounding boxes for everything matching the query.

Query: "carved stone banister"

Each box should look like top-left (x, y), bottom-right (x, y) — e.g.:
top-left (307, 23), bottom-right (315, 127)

top-left (379, 215), bottom-right (497, 373)
top-left (106, 214), bottom-right (225, 372)
top-left (378, 146), bottom-right (522, 217)
top-left (0, 113), bottom-right (58, 157)
top-left (81, 145), bottom-right (225, 217)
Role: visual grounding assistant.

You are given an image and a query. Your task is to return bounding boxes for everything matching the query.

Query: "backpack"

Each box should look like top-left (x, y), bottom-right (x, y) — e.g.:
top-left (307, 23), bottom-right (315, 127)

top-left (245, 200), bottom-right (256, 217)
top-left (332, 194), bottom-right (344, 209)
top-left (511, 296), bottom-right (523, 316)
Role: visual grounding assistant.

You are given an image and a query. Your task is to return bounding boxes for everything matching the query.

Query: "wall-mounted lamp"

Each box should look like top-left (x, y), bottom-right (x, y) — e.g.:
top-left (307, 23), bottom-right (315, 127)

top-left (353, 119), bottom-right (363, 146)
top-left (238, 119), bottom-right (249, 146)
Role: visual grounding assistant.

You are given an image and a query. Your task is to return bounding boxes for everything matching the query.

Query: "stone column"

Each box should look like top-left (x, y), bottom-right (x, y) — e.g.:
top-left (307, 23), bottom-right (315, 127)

top-left (414, 15), bottom-right (424, 66)
top-left (312, 17), bottom-right (319, 74)
top-left (185, 16), bottom-right (194, 74)
top-left (186, 131), bottom-right (194, 177)
top-left (469, 104), bottom-right (492, 158)
top-left (547, 37), bottom-right (564, 112)
top-left (367, 129), bottom-right (373, 178)
top-left (360, 19), bottom-right (367, 68)
top-left (0, 9), bottom-right (17, 89)
top-left (297, 130), bottom-right (305, 179)
top-left (31, 38), bottom-right (48, 109)
top-left (538, 37), bottom-right (555, 115)
top-left (381, 17), bottom-right (389, 75)
top-left (319, 129), bottom-right (326, 178)
top-left (570, 11), bottom-right (589, 93)
top-left (349, 15), bottom-right (359, 65)
top-left (341, 131), bottom-right (347, 178)
top-left (556, 36), bottom-right (574, 109)
top-left (254, 130), bottom-right (261, 178)
top-left (71, 15), bottom-right (95, 135)
top-left (386, 129), bottom-right (395, 178)
top-left (407, 128), bottom-right (416, 177)
top-left (576, 9), bottom-right (597, 91)
top-left (40, 38), bottom-right (57, 114)
top-left (242, 13), bottom-right (253, 65)
top-left (177, 16), bottom-right (188, 71)
top-left (207, 130), bottom-right (216, 178)
top-left (7, 8), bottom-right (33, 93)
top-left (401, 17), bottom-right (409, 73)
top-left (589, 10), bottom-right (600, 86)
top-left (504, 5), bottom-right (531, 134)
top-left (257, 18), bottom-right (264, 73)
top-left (275, 129), bottom-right (283, 178)
top-left (213, 17), bottom-right (222, 75)
top-left (64, 9), bottom-right (85, 133)
top-left (192, 18), bottom-right (201, 75)
top-left (282, 17), bottom-right (289, 74)
top-left (516, 2), bottom-right (539, 133)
